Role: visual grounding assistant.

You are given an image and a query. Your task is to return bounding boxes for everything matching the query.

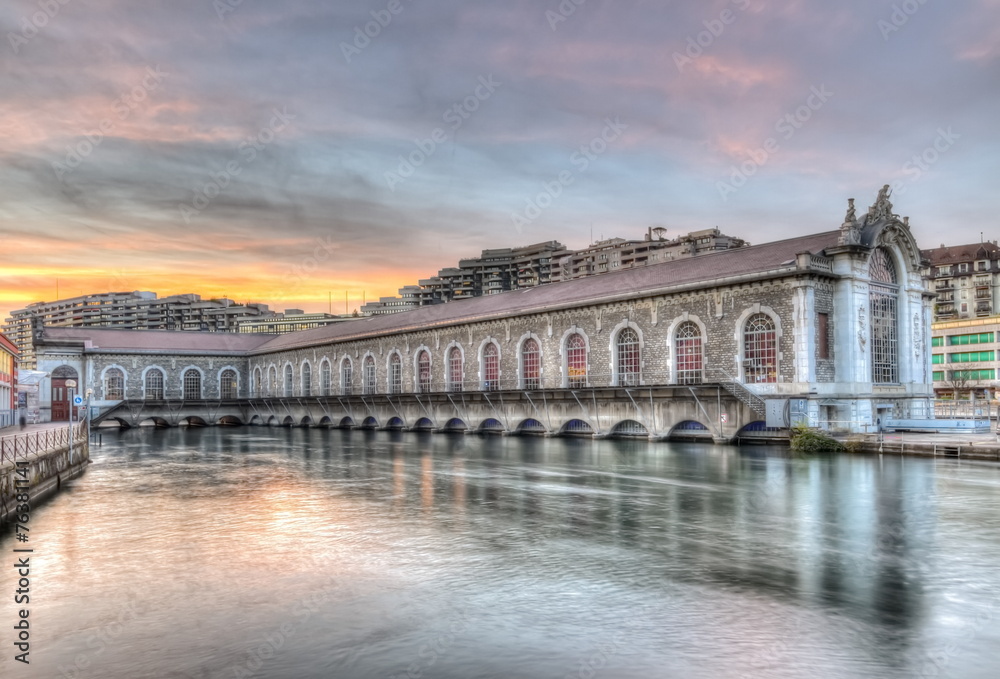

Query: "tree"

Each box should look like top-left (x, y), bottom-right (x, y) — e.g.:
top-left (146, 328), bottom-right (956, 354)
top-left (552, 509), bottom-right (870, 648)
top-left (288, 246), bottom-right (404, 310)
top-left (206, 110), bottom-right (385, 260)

top-left (945, 368), bottom-right (973, 400)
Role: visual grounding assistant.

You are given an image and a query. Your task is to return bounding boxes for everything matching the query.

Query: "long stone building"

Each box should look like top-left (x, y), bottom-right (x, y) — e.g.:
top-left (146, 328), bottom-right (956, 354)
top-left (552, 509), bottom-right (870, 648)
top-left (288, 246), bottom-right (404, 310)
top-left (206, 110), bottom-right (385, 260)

top-left (30, 188), bottom-right (934, 438)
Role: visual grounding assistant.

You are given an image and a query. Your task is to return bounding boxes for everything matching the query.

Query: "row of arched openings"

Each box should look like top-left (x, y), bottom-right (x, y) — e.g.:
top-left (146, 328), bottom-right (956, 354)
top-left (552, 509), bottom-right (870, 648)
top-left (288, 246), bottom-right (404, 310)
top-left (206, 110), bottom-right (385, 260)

top-left (251, 316), bottom-right (783, 397)
top-left (101, 368), bottom-right (239, 400)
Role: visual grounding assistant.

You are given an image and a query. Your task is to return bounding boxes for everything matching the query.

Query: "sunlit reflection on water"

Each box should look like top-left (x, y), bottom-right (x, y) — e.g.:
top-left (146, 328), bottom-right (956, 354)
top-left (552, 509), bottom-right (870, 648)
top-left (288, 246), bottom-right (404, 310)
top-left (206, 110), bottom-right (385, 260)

top-left (2, 428), bottom-right (999, 678)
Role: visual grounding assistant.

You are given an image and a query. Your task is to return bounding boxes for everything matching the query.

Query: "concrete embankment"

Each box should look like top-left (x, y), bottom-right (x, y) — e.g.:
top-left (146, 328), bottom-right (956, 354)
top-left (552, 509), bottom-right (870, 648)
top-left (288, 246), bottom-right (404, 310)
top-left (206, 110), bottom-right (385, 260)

top-left (0, 425), bottom-right (90, 525)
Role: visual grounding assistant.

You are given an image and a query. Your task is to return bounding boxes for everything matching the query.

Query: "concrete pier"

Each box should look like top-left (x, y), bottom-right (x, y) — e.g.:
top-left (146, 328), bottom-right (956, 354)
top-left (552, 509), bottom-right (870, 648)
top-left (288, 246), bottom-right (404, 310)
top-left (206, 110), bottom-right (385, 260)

top-left (0, 422), bottom-right (90, 524)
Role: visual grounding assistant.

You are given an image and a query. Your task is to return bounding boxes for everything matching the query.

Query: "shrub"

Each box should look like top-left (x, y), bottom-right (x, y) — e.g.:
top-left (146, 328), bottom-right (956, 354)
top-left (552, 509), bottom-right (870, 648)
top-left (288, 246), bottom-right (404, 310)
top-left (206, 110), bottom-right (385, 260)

top-left (789, 423), bottom-right (845, 454)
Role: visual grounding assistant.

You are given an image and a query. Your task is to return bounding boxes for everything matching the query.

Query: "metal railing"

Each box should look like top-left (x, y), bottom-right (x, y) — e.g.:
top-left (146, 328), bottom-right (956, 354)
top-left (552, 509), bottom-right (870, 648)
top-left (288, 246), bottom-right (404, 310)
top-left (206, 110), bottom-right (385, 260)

top-left (707, 368), bottom-right (767, 417)
top-left (0, 423), bottom-right (88, 465)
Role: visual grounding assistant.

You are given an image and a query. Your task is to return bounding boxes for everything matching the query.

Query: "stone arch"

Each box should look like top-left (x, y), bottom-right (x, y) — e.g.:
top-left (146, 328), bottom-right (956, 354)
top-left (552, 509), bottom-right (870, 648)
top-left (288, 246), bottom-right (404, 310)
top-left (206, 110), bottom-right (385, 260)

top-left (217, 366), bottom-right (241, 399)
top-left (386, 416), bottom-right (405, 429)
top-left (443, 341), bottom-right (465, 392)
top-left (668, 420), bottom-right (711, 440)
top-left (413, 345), bottom-right (433, 393)
top-left (100, 364), bottom-right (129, 400)
top-left (361, 416), bottom-right (379, 429)
top-left (386, 350), bottom-right (403, 394)
top-left (478, 336), bottom-right (502, 390)
top-left (610, 419), bottom-right (649, 438)
top-left (300, 359), bottom-right (313, 397)
top-left (413, 417), bottom-right (434, 431)
top-left (515, 418), bottom-right (547, 434)
top-left (559, 326), bottom-right (591, 388)
top-left (340, 355), bottom-right (354, 395)
top-left (516, 332), bottom-right (544, 390)
top-left (282, 361), bottom-right (295, 397)
top-left (559, 419), bottom-right (595, 436)
top-left (361, 351), bottom-right (378, 395)
top-left (609, 319), bottom-right (644, 387)
top-left (252, 366), bottom-right (263, 397)
top-left (180, 366), bottom-right (205, 400)
top-left (318, 358), bottom-right (333, 396)
top-left (444, 417), bottom-right (467, 432)
top-left (181, 415), bottom-right (208, 427)
top-left (666, 312), bottom-right (708, 385)
top-left (733, 304), bottom-right (783, 382)
top-left (218, 415), bottom-right (244, 426)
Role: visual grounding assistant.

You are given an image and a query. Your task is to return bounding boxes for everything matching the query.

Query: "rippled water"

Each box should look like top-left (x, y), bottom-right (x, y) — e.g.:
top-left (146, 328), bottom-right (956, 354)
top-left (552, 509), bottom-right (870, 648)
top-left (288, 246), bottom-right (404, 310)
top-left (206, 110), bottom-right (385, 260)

top-left (2, 427), bottom-right (1000, 678)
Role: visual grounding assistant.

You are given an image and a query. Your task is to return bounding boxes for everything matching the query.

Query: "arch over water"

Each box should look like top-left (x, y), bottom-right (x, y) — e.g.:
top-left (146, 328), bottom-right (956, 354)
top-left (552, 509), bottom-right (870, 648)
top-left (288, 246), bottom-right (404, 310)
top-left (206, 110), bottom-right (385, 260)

top-left (138, 417), bottom-right (170, 428)
top-left (516, 418), bottom-right (547, 434)
top-left (479, 418), bottom-right (505, 433)
top-left (318, 416), bottom-right (333, 428)
top-left (735, 421), bottom-right (784, 438)
top-left (300, 416), bottom-right (313, 427)
top-left (386, 417), bottom-right (405, 429)
top-left (361, 416), bottom-right (379, 429)
top-left (668, 420), bottom-right (711, 440)
top-left (281, 416), bottom-right (295, 427)
top-left (339, 416), bottom-right (355, 428)
top-left (560, 419), bottom-right (594, 436)
top-left (249, 415), bottom-right (262, 426)
top-left (218, 415), bottom-right (243, 426)
top-left (266, 415), bottom-right (277, 427)
top-left (413, 418), bottom-right (434, 431)
top-left (610, 420), bottom-right (648, 438)
top-left (182, 416), bottom-right (208, 427)
top-left (444, 418), bottom-right (467, 432)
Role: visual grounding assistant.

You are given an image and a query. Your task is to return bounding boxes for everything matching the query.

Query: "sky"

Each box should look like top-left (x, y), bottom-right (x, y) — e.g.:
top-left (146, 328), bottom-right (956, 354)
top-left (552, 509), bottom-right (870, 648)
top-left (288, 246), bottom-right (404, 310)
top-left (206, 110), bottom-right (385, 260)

top-left (1, 0), bottom-right (998, 321)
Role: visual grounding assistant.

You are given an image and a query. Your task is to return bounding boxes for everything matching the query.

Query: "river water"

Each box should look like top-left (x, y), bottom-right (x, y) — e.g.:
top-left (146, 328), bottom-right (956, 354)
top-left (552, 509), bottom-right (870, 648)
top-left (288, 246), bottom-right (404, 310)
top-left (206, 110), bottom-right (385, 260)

top-left (2, 427), bottom-right (1000, 678)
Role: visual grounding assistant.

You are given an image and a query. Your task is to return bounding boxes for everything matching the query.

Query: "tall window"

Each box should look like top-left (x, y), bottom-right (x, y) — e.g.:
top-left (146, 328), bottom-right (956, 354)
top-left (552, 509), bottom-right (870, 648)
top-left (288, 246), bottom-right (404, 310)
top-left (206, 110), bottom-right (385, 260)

top-left (267, 366), bottom-right (277, 397)
top-left (388, 353), bottom-right (402, 394)
top-left (870, 248), bottom-right (899, 384)
top-left (447, 346), bottom-right (463, 392)
top-left (417, 351), bottom-right (431, 393)
top-left (744, 314), bottom-right (777, 383)
top-left (521, 338), bottom-right (541, 390)
top-left (363, 356), bottom-right (376, 395)
top-left (283, 364), bottom-right (294, 397)
top-left (145, 369), bottom-right (164, 400)
top-left (341, 358), bottom-right (353, 395)
top-left (220, 369), bottom-right (238, 399)
top-left (320, 360), bottom-right (332, 396)
top-left (301, 363), bottom-right (312, 396)
top-left (183, 369), bottom-right (202, 400)
top-left (104, 368), bottom-right (125, 400)
top-left (483, 342), bottom-right (499, 390)
top-left (675, 322), bottom-right (703, 385)
top-left (252, 367), bottom-right (262, 398)
top-left (566, 333), bottom-right (587, 388)
top-left (616, 327), bottom-right (640, 386)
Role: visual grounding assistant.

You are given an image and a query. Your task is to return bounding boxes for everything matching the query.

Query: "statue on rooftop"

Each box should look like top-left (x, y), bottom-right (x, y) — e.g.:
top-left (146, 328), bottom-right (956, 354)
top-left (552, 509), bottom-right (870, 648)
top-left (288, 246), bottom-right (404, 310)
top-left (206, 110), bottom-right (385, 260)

top-left (868, 184), bottom-right (896, 222)
top-left (839, 198), bottom-right (861, 245)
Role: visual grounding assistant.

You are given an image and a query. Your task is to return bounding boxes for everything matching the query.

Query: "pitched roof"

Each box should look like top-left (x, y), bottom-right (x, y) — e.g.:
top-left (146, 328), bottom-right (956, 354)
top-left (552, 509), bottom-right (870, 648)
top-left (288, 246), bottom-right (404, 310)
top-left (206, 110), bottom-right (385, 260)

top-left (922, 241), bottom-right (1000, 265)
top-left (39, 327), bottom-right (274, 354)
top-left (254, 230), bottom-right (841, 354)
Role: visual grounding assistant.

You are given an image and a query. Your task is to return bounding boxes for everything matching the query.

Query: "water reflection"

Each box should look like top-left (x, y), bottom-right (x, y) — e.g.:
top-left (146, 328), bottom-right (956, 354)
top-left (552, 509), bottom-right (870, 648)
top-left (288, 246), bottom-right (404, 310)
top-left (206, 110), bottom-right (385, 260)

top-left (1, 427), bottom-right (999, 679)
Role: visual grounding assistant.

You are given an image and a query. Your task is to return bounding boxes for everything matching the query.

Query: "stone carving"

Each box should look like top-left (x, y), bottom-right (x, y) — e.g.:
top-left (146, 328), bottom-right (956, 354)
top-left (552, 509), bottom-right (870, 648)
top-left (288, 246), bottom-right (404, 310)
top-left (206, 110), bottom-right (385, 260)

top-left (858, 306), bottom-right (867, 352)
top-left (867, 184), bottom-right (897, 222)
top-left (838, 198), bottom-right (861, 245)
top-left (913, 313), bottom-right (922, 359)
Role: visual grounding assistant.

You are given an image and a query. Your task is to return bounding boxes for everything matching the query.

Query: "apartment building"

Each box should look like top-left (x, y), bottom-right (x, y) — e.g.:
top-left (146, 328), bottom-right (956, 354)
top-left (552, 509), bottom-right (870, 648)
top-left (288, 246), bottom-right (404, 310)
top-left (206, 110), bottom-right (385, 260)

top-left (3, 291), bottom-right (278, 368)
top-left (922, 241), bottom-right (1000, 322)
top-left (0, 332), bottom-right (17, 428)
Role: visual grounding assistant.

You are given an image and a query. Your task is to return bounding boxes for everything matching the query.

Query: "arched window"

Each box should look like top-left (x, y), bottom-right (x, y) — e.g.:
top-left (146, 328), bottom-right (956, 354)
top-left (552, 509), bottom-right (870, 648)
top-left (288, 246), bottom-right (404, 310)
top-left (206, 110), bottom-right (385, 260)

top-left (252, 367), bottom-right (262, 398)
top-left (447, 346), bottom-right (463, 393)
top-left (482, 342), bottom-right (499, 391)
top-left (870, 248), bottom-right (899, 384)
top-left (145, 368), bottom-right (164, 400)
top-left (675, 322), bottom-right (703, 385)
top-left (267, 366), bottom-right (277, 397)
top-left (388, 353), bottom-right (402, 394)
top-left (104, 368), bottom-right (125, 400)
top-left (341, 358), bottom-right (353, 395)
top-left (183, 369), bottom-right (202, 400)
top-left (744, 314), bottom-right (777, 383)
top-left (283, 364), bottom-right (294, 397)
top-left (521, 339), bottom-right (540, 390)
top-left (616, 328), bottom-right (640, 386)
top-left (417, 350), bottom-right (432, 393)
top-left (566, 333), bottom-right (587, 388)
top-left (320, 360), bottom-right (332, 396)
top-left (363, 356), bottom-right (376, 395)
top-left (220, 369), bottom-right (238, 399)
top-left (301, 363), bottom-right (312, 396)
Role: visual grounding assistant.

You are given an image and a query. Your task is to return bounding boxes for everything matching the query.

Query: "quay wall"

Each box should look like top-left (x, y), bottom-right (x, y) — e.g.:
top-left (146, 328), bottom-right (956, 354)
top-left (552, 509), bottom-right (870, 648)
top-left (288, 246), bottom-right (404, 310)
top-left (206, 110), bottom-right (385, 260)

top-left (0, 439), bottom-right (90, 525)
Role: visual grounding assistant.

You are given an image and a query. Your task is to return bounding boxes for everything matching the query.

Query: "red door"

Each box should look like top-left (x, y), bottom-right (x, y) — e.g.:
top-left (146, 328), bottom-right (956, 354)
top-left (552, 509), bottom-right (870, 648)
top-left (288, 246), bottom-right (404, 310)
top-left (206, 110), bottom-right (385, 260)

top-left (52, 380), bottom-right (70, 421)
